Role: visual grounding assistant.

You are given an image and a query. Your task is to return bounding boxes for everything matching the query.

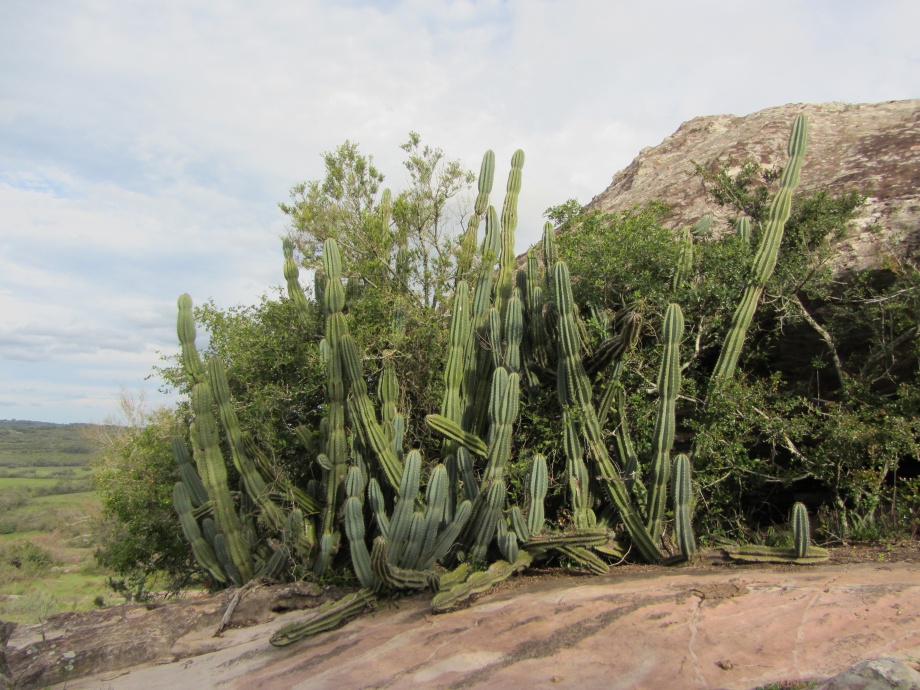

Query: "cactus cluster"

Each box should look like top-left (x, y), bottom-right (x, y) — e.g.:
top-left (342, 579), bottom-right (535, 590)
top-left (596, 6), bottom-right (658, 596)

top-left (168, 116), bottom-right (821, 647)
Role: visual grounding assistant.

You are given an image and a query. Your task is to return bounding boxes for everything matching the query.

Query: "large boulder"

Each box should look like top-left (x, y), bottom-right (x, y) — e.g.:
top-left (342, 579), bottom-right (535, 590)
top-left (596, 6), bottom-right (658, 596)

top-left (585, 99), bottom-right (920, 271)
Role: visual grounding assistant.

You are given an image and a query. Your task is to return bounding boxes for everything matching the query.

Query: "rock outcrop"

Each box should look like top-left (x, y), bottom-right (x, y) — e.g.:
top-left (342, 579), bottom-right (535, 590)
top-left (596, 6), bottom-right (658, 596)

top-left (586, 99), bottom-right (920, 271)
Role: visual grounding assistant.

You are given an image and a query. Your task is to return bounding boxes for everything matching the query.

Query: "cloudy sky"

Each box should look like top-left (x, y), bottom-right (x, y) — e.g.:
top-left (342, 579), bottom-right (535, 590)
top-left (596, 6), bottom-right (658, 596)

top-left (1, 0), bottom-right (917, 424)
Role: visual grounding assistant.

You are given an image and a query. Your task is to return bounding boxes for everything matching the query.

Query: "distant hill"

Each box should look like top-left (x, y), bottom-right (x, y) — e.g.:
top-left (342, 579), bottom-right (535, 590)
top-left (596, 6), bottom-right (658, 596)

top-left (0, 420), bottom-right (108, 467)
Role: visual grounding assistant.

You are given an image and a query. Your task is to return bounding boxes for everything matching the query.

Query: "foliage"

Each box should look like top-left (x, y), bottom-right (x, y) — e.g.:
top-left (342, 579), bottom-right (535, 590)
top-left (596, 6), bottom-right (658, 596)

top-left (90, 397), bottom-right (198, 590)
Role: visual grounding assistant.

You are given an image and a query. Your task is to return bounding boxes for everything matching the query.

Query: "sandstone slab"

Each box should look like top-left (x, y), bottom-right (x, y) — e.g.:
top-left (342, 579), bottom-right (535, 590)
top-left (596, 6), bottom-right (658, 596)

top-left (49, 562), bottom-right (920, 690)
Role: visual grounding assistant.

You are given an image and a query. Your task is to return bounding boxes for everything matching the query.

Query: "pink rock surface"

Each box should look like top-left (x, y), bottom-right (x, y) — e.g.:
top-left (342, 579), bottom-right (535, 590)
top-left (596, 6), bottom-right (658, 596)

top-left (61, 562), bottom-right (920, 689)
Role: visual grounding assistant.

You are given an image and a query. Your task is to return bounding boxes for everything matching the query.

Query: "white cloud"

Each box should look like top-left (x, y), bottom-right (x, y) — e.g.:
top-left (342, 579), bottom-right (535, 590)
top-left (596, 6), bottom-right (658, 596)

top-left (0, 0), bottom-right (916, 421)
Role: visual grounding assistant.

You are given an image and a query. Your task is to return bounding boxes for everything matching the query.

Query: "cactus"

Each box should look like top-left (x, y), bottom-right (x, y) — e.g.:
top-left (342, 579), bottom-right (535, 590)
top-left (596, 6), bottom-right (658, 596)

top-left (270, 589), bottom-right (377, 646)
top-left (526, 454), bottom-right (548, 536)
top-left (672, 226), bottom-right (694, 291)
top-left (672, 454), bottom-right (695, 559)
top-left (793, 502), bottom-right (810, 558)
top-left (551, 261), bottom-right (661, 562)
top-left (645, 303), bottom-right (684, 538)
top-left (173, 481), bottom-right (227, 583)
top-left (440, 282), bottom-right (470, 427)
top-left (723, 500), bottom-right (826, 563)
top-left (736, 216), bottom-right (751, 244)
top-left (495, 150), bottom-right (525, 319)
top-left (208, 357), bottom-right (286, 531)
top-left (430, 551), bottom-right (533, 613)
top-left (709, 114), bottom-right (808, 390)
top-left (176, 295), bottom-right (254, 585)
top-left (723, 544), bottom-right (829, 564)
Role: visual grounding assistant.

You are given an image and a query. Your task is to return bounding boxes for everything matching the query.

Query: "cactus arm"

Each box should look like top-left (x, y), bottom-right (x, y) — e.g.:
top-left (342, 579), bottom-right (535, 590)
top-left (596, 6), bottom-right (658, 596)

top-left (645, 304), bottom-right (684, 538)
top-left (526, 454), bottom-right (548, 536)
top-left (270, 589), bottom-right (377, 646)
top-left (440, 282), bottom-right (470, 428)
top-left (672, 454), bottom-right (696, 558)
top-left (551, 261), bottom-right (661, 562)
top-left (709, 115), bottom-right (808, 390)
top-left (430, 551), bottom-right (532, 613)
top-left (208, 357), bottom-right (285, 530)
top-left (177, 294), bottom-right (207, 386)
top-left (173, 482), bottom-right (227, 583)
top-left (793, 502), bottom-right (810, 558)
top-left (425, 415), bottom-right (489, 457)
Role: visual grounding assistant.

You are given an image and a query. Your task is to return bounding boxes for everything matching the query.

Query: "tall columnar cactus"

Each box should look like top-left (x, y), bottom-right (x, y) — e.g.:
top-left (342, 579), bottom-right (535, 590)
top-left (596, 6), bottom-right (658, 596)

top-left (208, 357), bottom-right (286, 531)
top-left (671, 454), bottom-right (695, 559)
top-left (551, 261), bottom-right (661, 562)
top-left (708, 114), bottom-right (808, 390)
top-left (645, 303), bottom-right (685, 538)
top-left (458, 150), bottom-right (496, 278)
top-left (175, 294), bottom-right (254, 585)
top-left (440, 282), bottom-right (470, 428)
top-left (495, 150), bottom-right (525, 319)
top-left (793, 502), bottom-right (810, 558)
top-left (672, 226), bottom-right (694, 291)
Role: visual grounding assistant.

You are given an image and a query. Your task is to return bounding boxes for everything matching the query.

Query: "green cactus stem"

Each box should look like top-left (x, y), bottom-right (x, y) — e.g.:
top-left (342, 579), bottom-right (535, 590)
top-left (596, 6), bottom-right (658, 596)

top-left (736, 216), bottom-right (751, 244)
top-left (672, 454), bottom-right (696, 559)
top-left (551, 261), bottom-right (661, 562)
top-left (709, 115), bottom-right (808, 390)
top-left (425, 415), bottom-right (488, 457)
top-left (793, 502), bottom-right (810, 558)
top-left (430, 551), bottom-right (533, 613)
top-left (723, 544), bottom-right (829, 564)
top-left (270, 589), bottom-right (378, 646)
top-left (208, 357), bottom-right (285, 531)
top-left (177, 294), bottom-right (207, 386)
top-left (526, 454), bottom-right (548, 536)
top-left (645, 303), bottom-right (684, 538)
top-left (173, 481), bottom-right (227, 583)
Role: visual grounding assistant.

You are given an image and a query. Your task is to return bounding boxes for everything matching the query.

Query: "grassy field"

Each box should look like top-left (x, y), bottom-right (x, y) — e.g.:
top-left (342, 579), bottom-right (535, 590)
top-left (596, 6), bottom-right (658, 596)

top-left (0, 420), bottom-right (125, 625)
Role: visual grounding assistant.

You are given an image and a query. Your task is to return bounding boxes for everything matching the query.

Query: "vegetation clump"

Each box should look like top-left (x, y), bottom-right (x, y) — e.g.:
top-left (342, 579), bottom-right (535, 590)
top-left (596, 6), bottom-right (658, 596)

top-left (87, 119), bottom-right (920, 642)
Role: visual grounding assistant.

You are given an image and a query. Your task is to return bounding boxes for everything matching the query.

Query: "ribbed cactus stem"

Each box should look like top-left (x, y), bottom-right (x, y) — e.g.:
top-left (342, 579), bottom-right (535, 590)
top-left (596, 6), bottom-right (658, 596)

top-left (282, 239), bottom-right (312, 326)
top-left (177, 294), bottom-right (207, 385)
top-left (709, 115), bottom-right (808, 389)
top-left (736, 217), bottom-right (751, 244)
top-left (270, 589), bottom-right (377, 646)
top-left (552, 261), bottom-right (661, 562)
top-left (672, 454), bottom-right (696, 558)
top-left (505, 290), bottom-right (523, 373)
top-left (440, 282), bottom-right (470, 427)
top-left (173, 481), bottom-right (227, 583)
top-left (483, 368), bottom-right (519, 483)
top-left (474, 150), bottom-right (495, 216)
top-left (496, 150), bottom-right (525, 318)
top-left (793, 502), bottom-right (810, 558)
top-left (187, 380), bottom-right (252, 583)
top-left (172, 436), bottom-right (208, 508)
top-left (672, 226), bottom-right (694, 291)
top-left (645, 303), bottom-right (684, 538)
top-left (527, 454), bottom-right (548, 536)
top-left (208, 357), bottom-right (285, 530)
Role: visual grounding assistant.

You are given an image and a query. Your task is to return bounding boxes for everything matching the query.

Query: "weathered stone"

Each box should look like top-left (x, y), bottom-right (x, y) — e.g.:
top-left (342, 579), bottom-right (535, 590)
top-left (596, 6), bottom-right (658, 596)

top-left (41, 562), bottom-right (920, 690)
top-left (816, 657), bottom-right (920, 690)
top-left (585, 99), bottom-right (920, 272)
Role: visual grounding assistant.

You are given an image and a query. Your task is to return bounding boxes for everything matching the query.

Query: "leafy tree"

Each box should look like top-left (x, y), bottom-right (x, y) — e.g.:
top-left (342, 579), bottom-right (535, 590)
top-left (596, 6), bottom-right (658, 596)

top-left (392, 131), bottom-right (476, 309)
top-left (90, 397), bottom-right (197, 590)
